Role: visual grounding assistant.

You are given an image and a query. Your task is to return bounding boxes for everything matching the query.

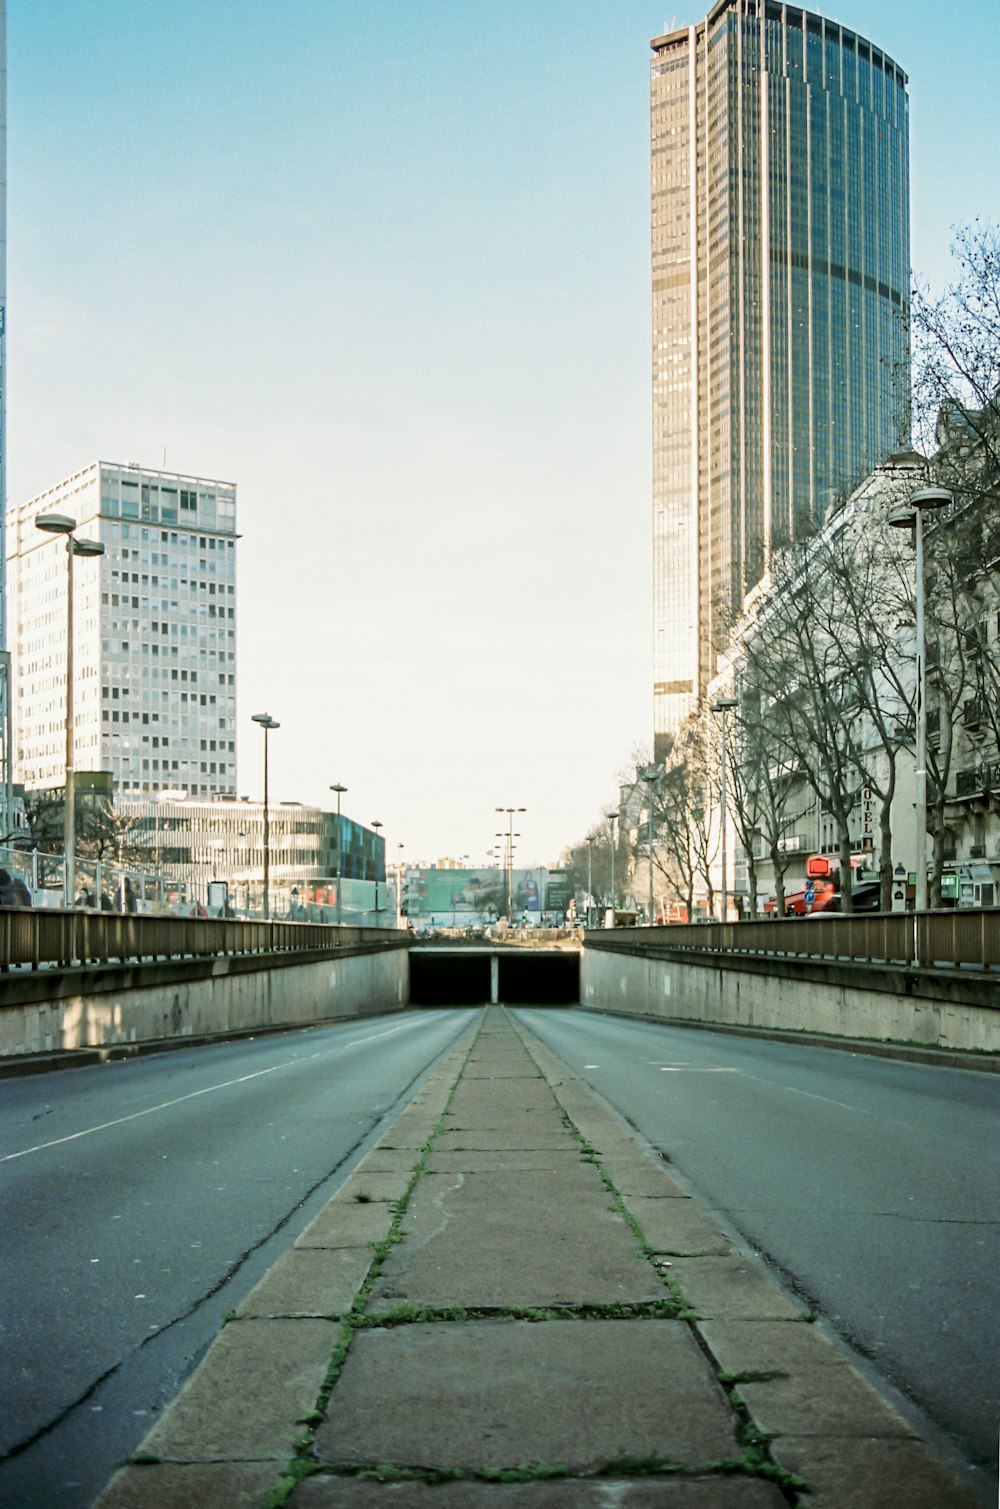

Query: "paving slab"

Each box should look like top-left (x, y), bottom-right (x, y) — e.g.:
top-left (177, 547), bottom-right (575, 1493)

top-left (446, 1093), bottom-right (563, 1125)
top-left (372, 1111), bottom-right (441, 1147)
top-left (238, 1246), bottom-right (373, 1317)
top-left (425, 1149), bottom-right (588, 1174)
top-left (289, 1475), bottom-right (789, 1507)
top-left (334, 1170), bottom-right (413, 1204)
top-left (139, 1317), bottom-right (336, 1460)
top-left (368, 1170), bottom-right (663, 1309)
top-left (434, 1128), bottom-right (575, 1151)
top-left (295, 1198), bottom-right (395, 1249)
top-left (625, 1195), bottom-right (733, 1256)
top-left (697, 1318), bottom-right (850, 1376)
top-left (94, 1461), bottom-right (280, 1509)
top-left (770, 1436), bottom-right (987, 1508)
top-left (597, 1153), bottom-right (690, 1200)
top-left (737, 1368), bottom-right (918, 1439)
top-left (312, 1319), bottom-right (741, 1471)
top-left (667, 1257), bottom-right (807, 1321)
top-left (358, 1146), bottom-right (425, 1175)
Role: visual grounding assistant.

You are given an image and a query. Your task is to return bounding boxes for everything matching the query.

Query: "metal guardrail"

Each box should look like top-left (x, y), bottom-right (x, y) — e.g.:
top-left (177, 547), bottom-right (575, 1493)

top-left (0, 909), bottom-right (404, 971)
top-left (586, 909), bottom-right (1000, 972)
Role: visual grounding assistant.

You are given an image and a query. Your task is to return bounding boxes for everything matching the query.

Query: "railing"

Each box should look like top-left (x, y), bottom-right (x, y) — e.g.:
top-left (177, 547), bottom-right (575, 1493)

top-left (0, 909), bottom-right (404, 972)
top-left (586, 910), bottom-right (1000, 973)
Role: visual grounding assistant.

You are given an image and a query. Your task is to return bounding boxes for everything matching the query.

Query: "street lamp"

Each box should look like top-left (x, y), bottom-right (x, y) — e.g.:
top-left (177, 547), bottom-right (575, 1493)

top-left (495, 806), bottom-right (525, 920)
top-left (330, 782), bottom-right (347, 925)
top-left (607, 809), bottom-right (619, 918)
top-left (640, 769), bottom-right (660, 925)
top-left (888, 486), bottom-right (952, 918)
top-left (586, 833), bottom-right (597, 928)
top-left (371, 820), bottom-right (383, 919)
top-left (395, 841), bottom-right (405, 921)
top-left (35, 513), bottom-right (105, 908)
top-left (251, 713), bottom-right (280, 919)
top-left (710, 697), bottom-right (738, 923)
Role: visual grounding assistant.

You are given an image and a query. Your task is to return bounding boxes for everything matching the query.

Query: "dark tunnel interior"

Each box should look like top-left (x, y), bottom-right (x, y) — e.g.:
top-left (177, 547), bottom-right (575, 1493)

top-left (408, 950), bottom-right (580, 1006)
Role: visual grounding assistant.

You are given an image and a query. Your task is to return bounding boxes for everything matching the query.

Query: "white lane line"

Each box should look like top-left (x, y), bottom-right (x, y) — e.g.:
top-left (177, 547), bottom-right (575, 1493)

top-left (3, 1019), bottom-right (422, 1162)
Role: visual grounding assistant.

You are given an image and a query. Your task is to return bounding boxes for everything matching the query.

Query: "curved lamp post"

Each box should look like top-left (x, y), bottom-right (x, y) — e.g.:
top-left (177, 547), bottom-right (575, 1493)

top-left (496, 806), bottom-right (525, 920)
top-left (251, 713), bottom-right (280, 918)
top-left (640, 768), bottom-right (660, 925)
top-left (371, 819), bottom-right (383, 919)
top-left (35, 513), bottom-right (105, 908)
top-left (330, 783), bottom-right (347, 924)
top-left (710, 697), bottom-right (738, 922)
top-left (888, 486), bottom-right (952, 922)
top-left (607, 810), bottom-right (619, 919)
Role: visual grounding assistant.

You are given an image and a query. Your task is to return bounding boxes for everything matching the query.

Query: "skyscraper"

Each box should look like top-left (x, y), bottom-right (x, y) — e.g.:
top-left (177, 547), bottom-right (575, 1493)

top-left (8, 461), bottom-right (238, 799)
top-left (651, 0), bottom-right (910, 755)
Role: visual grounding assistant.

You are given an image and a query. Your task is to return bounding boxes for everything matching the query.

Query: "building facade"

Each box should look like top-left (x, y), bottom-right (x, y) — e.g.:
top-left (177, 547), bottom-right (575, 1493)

top-left (113, 796), bottom-right (387, 919)
top-left (651, 0), bottom-right (910, 755)
top-left (7, 461), bottom-right (237, 799)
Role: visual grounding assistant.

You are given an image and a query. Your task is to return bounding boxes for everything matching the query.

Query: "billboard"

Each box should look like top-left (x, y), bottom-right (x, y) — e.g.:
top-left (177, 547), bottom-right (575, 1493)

top-left (403, 868), bottom-right (571, 922)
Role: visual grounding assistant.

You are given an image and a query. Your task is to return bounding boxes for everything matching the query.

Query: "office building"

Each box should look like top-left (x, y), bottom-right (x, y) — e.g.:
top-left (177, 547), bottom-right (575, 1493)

top-left (651, 0), bottom-right (910, 753)
top-left (114, 795), bottom-right (386, 919)
top-left (7, 460), bottom-right (237, 798)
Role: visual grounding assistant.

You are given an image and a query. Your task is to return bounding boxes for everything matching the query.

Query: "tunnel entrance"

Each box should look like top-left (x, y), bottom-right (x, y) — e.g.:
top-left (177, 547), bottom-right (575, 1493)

top-left (408, 947), bottom-right (579, 1006)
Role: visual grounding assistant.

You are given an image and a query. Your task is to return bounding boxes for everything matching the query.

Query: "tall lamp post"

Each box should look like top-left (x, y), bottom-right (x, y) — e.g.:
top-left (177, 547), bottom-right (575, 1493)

top-left (495, 806), bottom-right (525, 920)
top-left (371, 820), bottom-right (383, 919)
top-left (607, 809), bottom-right (619, 920)
top-left (251, 713), bottom-right (280, 918)
top-left (395, 841), bottom-right (405, 921)
top-left (586, 833), bottom-right (596, 928)
top-left (888, 486), bottom-right (951, 919)
top-left (330, 782), bottom-right (347, 925)
top-left (35, 513), bottom-right (105, 908)
top-left (640, 769), bottom-right (660, 925)
top-left (710, 697), bottom-right (738, 923)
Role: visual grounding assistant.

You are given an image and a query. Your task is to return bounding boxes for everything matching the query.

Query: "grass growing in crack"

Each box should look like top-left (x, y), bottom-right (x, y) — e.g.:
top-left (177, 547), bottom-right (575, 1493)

top-left (279, 1016), bottom-right (488, 1469)
top-left (352, 1190), bottom-right (374, 1203)
top-left (262, 1458), bottom-right (325, 1509)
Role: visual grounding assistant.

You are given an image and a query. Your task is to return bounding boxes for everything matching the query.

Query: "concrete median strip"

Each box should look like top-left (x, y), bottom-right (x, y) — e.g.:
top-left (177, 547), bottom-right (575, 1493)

top-left (94, 1009), bottom-right (986, 1509)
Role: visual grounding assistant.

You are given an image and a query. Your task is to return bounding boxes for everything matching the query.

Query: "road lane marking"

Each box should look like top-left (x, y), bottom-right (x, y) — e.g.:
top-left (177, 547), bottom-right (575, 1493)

top-left (2, 1018), bottom-right (430, 1162)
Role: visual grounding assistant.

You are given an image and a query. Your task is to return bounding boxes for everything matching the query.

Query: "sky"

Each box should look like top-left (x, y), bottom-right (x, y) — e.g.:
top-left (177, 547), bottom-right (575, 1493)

top-left (8, 0), bottom-right (999, 869)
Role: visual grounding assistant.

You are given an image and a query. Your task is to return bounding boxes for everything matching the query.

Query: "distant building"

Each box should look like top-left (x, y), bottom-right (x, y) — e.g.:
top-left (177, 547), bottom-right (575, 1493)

top-left (100, 795), bottom-right (387, 919)
top-left (7, 461), bottom-right (237, 798)
top-left (650, 1), bottom-right (910, 753)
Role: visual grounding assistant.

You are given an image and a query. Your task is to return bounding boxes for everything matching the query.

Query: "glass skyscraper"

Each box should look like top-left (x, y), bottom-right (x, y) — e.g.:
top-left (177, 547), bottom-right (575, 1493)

top-left (651, 0), bottom-right (910, 753)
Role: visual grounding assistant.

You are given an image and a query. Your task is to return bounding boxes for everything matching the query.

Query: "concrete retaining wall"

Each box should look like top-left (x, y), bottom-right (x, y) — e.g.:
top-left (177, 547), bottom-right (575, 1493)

top-left (581, 943), bottom-right (1000, 1054)
top-left (0, 944), bottom-right (410, 1058)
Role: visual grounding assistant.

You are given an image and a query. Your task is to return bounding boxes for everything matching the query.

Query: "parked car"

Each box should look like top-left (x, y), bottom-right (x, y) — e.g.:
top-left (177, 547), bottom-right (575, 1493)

top-left (810, 881), bottom-right (883, 913)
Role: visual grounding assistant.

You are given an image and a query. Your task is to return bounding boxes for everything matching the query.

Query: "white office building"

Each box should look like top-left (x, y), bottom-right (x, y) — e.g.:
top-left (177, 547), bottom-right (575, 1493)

top-left (7, 460), bottom-right (237, 799)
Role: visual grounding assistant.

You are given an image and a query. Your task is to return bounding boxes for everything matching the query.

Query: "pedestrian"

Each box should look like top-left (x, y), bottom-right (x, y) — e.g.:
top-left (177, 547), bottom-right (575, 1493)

top-left (12, 875), bottom-right (32, 907)
top-left (122, 877), bottom-right (138, 913)
top-left (0, 869), bottom-right (16, 906)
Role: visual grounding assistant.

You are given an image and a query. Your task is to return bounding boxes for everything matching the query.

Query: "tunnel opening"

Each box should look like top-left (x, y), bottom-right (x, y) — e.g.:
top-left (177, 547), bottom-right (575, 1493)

top-left (409, 951), bottom-right (492, 1005)
top-left (498, 952), bottom-right (579, 1004)
top-left (407, 948), bottom-right (580, 1006)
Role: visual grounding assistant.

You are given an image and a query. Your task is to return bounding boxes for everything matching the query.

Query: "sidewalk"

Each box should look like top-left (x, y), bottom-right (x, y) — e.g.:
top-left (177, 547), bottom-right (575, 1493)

top-left (94, 1007), bottom-right (985, 1508)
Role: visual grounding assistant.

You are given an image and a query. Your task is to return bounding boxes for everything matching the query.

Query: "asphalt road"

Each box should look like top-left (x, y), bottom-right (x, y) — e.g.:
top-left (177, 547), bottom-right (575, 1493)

top-left (0, 1008), bottom-right (477, 1509)
top-left (514, 1007), bottom-right (999, 1486)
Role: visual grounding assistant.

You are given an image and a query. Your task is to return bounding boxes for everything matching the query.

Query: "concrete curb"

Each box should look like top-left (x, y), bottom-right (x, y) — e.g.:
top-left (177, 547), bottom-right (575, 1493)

top-left (92, 1009), bottom-right (989, 1509)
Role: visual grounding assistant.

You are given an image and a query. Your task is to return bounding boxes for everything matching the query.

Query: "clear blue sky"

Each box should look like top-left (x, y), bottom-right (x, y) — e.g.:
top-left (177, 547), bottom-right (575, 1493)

top-left (8, 1), bottom-right (998, 867)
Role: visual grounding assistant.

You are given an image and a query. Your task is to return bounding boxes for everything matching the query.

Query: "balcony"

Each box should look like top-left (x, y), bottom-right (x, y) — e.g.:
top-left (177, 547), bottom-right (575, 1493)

top-left (970, 845), bottom-right (987, 859)
top-left (963, 694), bottom-right (990, 732)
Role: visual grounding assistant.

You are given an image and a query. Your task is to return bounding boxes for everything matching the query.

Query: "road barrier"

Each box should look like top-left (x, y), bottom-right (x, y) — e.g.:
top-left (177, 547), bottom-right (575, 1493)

top-left (589, 909), bottom-right (1000, 972)
top-left (0, 908), bottom-right (399, 972)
